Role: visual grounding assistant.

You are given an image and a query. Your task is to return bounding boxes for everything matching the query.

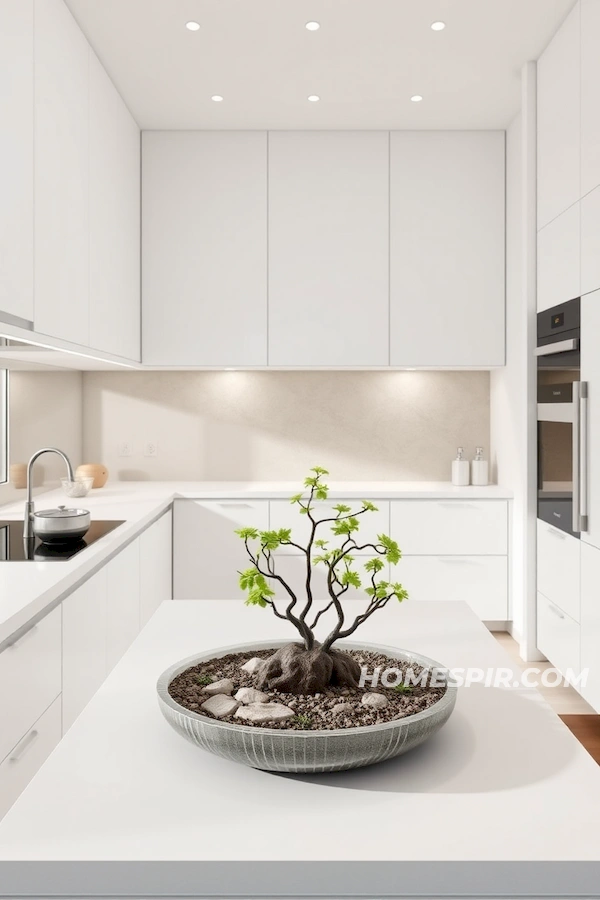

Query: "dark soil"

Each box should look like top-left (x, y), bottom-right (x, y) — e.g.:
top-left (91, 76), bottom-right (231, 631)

top-left (168, 647), bottom-right (447, 731)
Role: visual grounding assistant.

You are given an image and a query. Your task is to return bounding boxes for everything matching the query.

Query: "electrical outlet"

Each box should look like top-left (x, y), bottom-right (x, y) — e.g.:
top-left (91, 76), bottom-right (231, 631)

top-left (144, 441), bottom-right (158, 458)
top-left (118, 441), bottom-right (133, 457)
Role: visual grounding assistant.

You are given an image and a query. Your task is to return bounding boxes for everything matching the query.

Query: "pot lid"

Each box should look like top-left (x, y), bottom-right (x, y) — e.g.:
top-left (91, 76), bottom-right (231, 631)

top-left (34, 506), bottom-right (89, 518)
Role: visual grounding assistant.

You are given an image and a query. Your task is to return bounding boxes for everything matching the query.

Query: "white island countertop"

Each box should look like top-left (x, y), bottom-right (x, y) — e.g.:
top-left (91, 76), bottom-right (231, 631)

top-left (0, 481), bottom-right (512, 646)
top-left (0, 600), bottom-right (598, 899)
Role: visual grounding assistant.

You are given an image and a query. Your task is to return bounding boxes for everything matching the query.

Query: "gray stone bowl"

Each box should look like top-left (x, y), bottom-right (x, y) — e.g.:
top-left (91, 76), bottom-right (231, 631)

top-left (157, 640), bottom-right (457, 774)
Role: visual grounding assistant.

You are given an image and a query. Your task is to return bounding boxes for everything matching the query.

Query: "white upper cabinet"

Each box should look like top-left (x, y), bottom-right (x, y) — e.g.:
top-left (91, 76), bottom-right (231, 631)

top-left (89, 51), bottom-right (140, 361)
top-left (389, 131), bottom-right (505, 367)
top-left (581, 0), bottom-right (600, 198)
top-left (537, 203), bottom-right (581, 311)
top-left (267, 131), bottom-right (389, 367)
top-left (581, 186), bottom-right (600, 296)
top-left (34, 0), bottom-right (89, 346)
top-left (0, 0), bottom-right (34, 325)
top-left (142, 131), bottom-right (268, 366)
top-left (537, 2), bottom-right (580, 230)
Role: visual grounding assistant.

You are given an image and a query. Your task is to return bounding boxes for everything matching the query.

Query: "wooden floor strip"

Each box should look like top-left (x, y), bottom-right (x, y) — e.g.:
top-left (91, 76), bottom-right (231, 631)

top-left (560, 715), bottom-right (600, 764)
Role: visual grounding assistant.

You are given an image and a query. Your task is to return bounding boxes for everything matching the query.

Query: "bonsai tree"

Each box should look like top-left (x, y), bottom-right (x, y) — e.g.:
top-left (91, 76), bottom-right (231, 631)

top-left (236, 467), bottom-right (408, 694)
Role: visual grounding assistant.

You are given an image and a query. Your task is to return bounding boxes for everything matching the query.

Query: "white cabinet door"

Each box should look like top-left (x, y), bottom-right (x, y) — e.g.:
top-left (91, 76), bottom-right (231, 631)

top-left (173, 500), bottom-right (269, 599)
top-left (0, 0), bottom-right (33, 325)
top-left (537, 592), bottom-right (580, 681)
top-left (140, 510), bottom-right (172, 626)
top-left (268, 131), bottom-right (389, 366)
top-left (581, 0), bottom-right (600, 198)
top-left (581, 540), bottom-right (600, 713)
top-left (89, 50), bottom-right (140, 361)
top-left (106, 540), bottom-right (140, 672)
top-left (537, 2), bottom-right (580, 229)
top-left (62, 568), bottom-right (107, 732)
top-left (0, 696), bottom-right (61, 821)
top-left (0, 607), bottom-right (61, 765)
top-left (536, 520), bottom-right (581, 622)
top-left (537, 204), bottom-right (580, 312)
top-left (581, 290), bottom-right (600, 550)
top-left (390, 500), bottom-right (508, 556)
top-left (398, 556), bottom-right (508, 621)
top-left (34, 0), bottom-right (89, 346)
top-left (389, 131), bottom-right (505, 367)
top-left (581, 187), bottom-right (600, 296)
top-left (142, 131), bottom-right (267, 366)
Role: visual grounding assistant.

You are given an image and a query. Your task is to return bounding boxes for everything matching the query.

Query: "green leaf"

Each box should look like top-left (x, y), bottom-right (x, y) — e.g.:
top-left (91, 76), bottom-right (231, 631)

top-left (312, 553), bottom-right (332, 565)
top-left (239, 567), bottom-right (259, 590)
top-left (259, 530), bottom-right (282, 551)
top-left (361, 500), bottom-right (379, 512)
top-left (276, 528), bottom-right (292, 543)
top-left (332, 503), bottom-right (352, 514)
top-left (378, 534), bottom-right (401, 565)
top-left (364, 557), bottom-right (385, 573)
top-left (304, 476), bottom-right (318, 488)
top-left (315, 485), bottom-right (329, 500)
top-left (331, 516), bottom-right (360, 536)
top-left (391, 582), bottom-right (409, 602)
top-left (374, 580), bottom-right (390, 599)
top-left (289, 493), bottom-right (304, 504)
top-left (311, 466), bottom-right (329, 476)
top-left (235, 526), bottom-right (259, 540)
top-left (314, 538), bottom-right (329, 549)
top-left (341, 570), bottom-right (362, 589)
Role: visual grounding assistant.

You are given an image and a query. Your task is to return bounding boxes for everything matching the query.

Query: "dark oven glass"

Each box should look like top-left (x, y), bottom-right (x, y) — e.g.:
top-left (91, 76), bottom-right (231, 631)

top-left (538, 418), bottom-right (577, 536)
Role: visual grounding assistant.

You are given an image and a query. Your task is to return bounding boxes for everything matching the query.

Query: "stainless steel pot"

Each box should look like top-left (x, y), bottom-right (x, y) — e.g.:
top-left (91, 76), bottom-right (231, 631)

top-left (31, 506), bottom-right (91, 544)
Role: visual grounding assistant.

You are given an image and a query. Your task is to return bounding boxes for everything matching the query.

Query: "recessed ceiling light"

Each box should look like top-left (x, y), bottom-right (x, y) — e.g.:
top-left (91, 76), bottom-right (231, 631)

top-left (211, 95), bottom-right (223, 102)
top-left (411, 95), bottom-right (423, 102)
top-left (308, 94), bottom-right (320, 102)
top-left (431, 21), bottom-right (446, 31)
top-left (185, 21), bottom-right (200, 31)
top-left (305, 21), bottom-right (320, 30)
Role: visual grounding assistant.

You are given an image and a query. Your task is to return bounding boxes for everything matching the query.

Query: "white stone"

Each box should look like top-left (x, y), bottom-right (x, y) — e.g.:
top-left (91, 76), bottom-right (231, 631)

top-left (234, 687), bottom-right (270, 705)
top-left (234, 702), bottom-right (295, 724)
top-left (361, 692), bottom-right (388, 709)
top-left (241, 657), bottom-right (263, 675)
top-left (331, 702), bottom-right (353, 716)
top-left (202, 678), bottom-right (234, 696)
top-left (201, 694), bottom-right (240, 719)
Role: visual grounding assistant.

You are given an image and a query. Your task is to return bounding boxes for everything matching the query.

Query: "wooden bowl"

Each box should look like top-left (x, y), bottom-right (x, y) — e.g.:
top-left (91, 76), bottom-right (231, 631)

top-left (75, 464), bottom-right (108, 489)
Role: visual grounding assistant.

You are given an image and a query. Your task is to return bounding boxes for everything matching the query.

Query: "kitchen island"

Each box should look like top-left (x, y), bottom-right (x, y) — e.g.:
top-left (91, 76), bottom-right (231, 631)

top-left (0, 599), bottom-right (599, 898)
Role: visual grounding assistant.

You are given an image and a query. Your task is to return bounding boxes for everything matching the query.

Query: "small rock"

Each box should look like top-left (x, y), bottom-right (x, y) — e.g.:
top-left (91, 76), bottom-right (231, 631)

top-left (331, 702), bottom-right (353, 716)
top-left (362, 692), bottom-right (388, 709)
top-left (241, 657), bottom-right (263, 675)
top-left (235, 702), bottom-right (295, 724)
top-left (201, 694), bottom-right (240, 719)
top-left (203, 678), bottom-right (234, 696)
top-left (234, 687), bottom-right (270, 705)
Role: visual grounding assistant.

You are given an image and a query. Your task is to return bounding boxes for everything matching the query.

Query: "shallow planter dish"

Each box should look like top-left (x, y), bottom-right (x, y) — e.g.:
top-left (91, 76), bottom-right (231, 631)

top-left (157, 640), bottom-right (457, 774)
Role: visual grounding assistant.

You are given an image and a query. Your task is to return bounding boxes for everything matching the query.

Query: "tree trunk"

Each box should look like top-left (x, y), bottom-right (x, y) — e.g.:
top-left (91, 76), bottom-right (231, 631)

top-left (255, 642), bottom-right (361, 694)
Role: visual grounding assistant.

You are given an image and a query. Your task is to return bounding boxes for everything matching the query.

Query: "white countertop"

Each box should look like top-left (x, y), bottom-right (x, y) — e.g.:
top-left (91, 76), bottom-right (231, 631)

top-left (0, 600), bottom-right (598, 898)
top-left (0, 481), bottom-right (511, 647)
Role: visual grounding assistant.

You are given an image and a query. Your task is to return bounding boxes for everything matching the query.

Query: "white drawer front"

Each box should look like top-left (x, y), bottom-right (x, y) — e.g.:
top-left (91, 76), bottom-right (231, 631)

top-left (537, 520), bottom-right (581, 622)
top-left (391, 500), bottom-right (508, 556)
top-left (398, 556), bottom-right (508, 620)
top-left (0, 696), bottom-right (61, 821)
top-left (270, 500), bottom-right (390, 555)
top-left (0, 607), bottom-right (61, 764)
top-left (537, 592), bottom-right (581, 679)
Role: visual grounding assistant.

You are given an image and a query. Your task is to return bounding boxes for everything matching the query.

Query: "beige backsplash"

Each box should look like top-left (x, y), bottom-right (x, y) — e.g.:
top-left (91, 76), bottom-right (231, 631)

top-left (81, 371), bottom-right (490, 482)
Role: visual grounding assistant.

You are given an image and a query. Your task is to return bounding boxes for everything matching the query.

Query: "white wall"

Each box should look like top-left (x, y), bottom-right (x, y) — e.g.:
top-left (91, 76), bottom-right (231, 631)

top-left (0, 370), bottom-right (83, 507)
top-left (82, 370), bottom-right (490, 483)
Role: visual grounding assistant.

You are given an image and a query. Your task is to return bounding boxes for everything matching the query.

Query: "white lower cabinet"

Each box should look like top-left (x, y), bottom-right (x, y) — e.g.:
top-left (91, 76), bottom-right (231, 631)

top-left (581, 541), bottom-right (600, 713)
top-left (62, 567), bottom-right (108, 733)
top-left (398, 556), bottom-right (508, 620)
top-left (391, 500), bottom-right (507, 556)
top-left (174, 500), bottom-right (269, 599)
top-left (140, 510), bottom-right (172, 626)
top-left (536, 520), bottom-right (581, 622)
top-left (106, 539), bottom-right (140, 673)
top-left (0, 605), bottom-right (61, 765)
top-left (537, 591), bottom-right (580, 680)
top-left (0, 696), bottom-right (61, 820)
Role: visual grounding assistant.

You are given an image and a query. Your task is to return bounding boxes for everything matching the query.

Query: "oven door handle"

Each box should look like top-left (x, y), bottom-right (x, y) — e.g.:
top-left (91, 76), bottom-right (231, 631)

top-left (580, 382), bottom-right (589, 533)
top-left (536, 338), bottom-right (580, 357)
top-left (573, 382), bottom-right (580, 533)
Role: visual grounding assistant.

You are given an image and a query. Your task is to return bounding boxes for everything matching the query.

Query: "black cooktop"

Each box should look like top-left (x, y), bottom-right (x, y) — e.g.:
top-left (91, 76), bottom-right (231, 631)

top-left (0, 520), bottom-right (125, 561)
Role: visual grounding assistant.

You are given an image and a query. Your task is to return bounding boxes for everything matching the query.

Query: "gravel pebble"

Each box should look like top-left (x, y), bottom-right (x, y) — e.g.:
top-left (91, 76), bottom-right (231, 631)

top-left (202, 678), bottom-right (234, 696)
top-left (362, 692), bottom-right (389, 709)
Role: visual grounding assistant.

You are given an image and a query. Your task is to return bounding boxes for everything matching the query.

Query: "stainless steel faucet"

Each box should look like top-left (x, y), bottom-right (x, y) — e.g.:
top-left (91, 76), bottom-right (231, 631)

top-left (24, 448), bottom-right (75, 540)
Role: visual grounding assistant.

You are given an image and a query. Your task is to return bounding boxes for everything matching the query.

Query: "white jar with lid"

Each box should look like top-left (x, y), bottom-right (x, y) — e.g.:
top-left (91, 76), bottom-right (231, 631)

top-left (451, 447), bottom-right (470, 486)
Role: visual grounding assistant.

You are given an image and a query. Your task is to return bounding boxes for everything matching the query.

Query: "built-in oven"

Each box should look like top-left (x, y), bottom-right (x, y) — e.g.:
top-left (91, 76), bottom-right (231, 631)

top-left (537, 298), bottom-right (588, 537)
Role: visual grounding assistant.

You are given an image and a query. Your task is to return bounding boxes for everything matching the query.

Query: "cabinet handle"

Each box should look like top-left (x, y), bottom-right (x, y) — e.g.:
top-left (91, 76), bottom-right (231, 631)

top-left (437, 502), bottom-right (476, 509)
top-left (439, 557), bottom-right (477, 565)
top-left (546, 526), bottom-right (567, 540)
top-left (7, 624), bottom-right (38, 650)
top-left (547, 602), bottom-right (565, 620)
top-left (217, 503), bottom-right (253, 509)
top-left (9, 729), bottom-right (39, 762)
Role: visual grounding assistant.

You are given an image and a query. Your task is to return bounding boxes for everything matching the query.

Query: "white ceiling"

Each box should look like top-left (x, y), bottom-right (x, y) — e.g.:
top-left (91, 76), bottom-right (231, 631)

top-left (65, 0), bottom-right (574, 130)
